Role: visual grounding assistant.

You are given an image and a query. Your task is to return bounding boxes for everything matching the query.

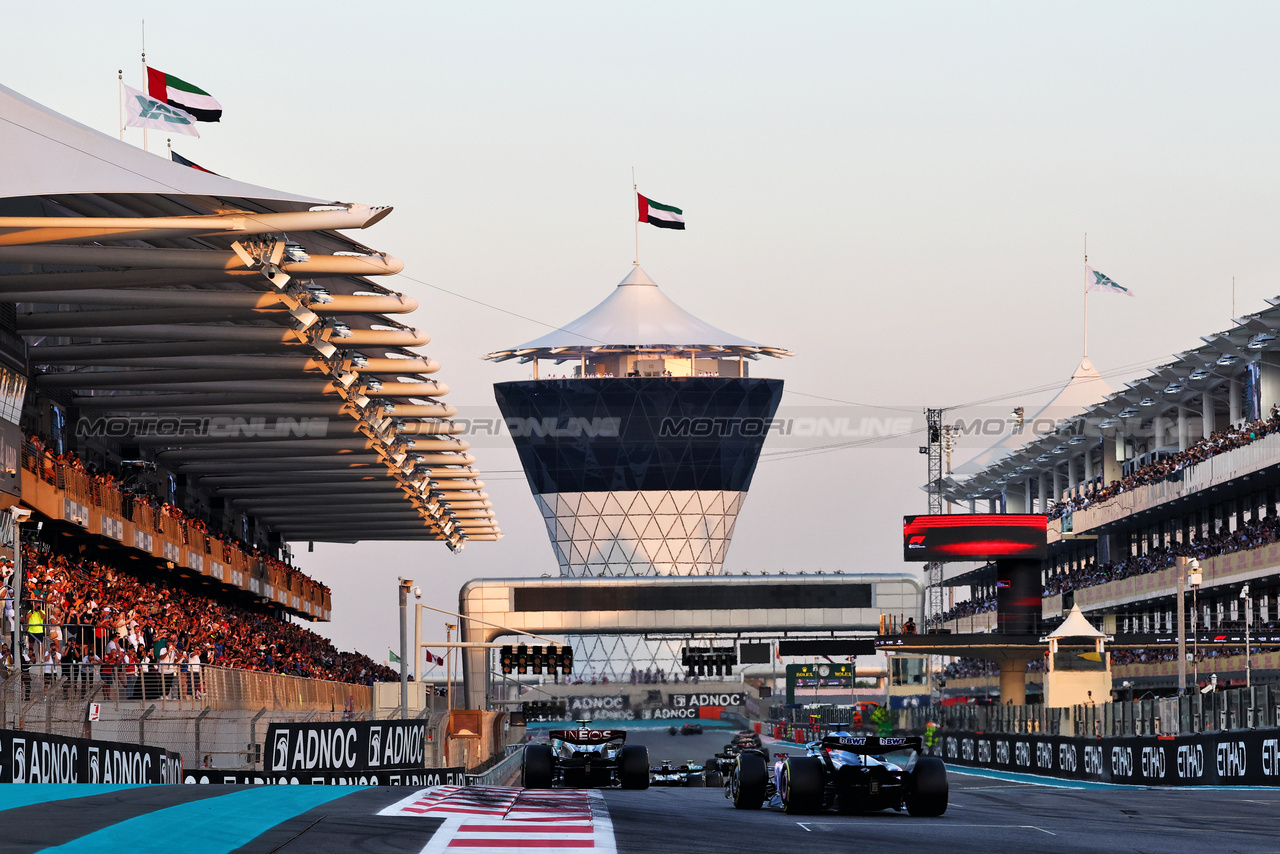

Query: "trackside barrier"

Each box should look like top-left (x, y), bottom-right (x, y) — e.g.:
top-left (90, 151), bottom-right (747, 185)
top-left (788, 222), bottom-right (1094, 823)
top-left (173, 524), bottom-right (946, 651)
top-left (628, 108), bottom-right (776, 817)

top-left (928, 728), bottom-right (1280, 786)
top-left (901, 683), bottom-right (1280, 737)
top-left (184, 767), bottom-right (465, 786)
top-left (0, 727), bottom-right (182, 783)
top-left (466, 744), bottom-right (524, 787)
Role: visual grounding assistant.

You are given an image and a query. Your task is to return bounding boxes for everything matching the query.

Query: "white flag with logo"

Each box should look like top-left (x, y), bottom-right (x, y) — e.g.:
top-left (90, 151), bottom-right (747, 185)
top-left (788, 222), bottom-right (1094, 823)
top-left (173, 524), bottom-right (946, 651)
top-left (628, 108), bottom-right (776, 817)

top-left (123, 84), bottom-right (200, 137)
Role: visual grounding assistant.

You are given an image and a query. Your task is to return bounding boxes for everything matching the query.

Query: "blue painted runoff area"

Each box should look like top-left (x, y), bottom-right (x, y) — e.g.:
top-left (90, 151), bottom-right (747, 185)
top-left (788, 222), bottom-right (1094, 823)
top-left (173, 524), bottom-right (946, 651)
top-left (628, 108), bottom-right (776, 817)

top-left (0, 784), bottom-right (149, 812)
top-left (37, 785), bottom-right (367, 854)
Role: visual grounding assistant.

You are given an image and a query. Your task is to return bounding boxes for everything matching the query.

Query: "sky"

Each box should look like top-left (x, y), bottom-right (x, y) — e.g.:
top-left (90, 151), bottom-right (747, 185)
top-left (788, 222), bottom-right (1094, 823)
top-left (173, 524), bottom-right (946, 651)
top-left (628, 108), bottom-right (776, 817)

top-left (6, 2), bottom-right (1280, 668)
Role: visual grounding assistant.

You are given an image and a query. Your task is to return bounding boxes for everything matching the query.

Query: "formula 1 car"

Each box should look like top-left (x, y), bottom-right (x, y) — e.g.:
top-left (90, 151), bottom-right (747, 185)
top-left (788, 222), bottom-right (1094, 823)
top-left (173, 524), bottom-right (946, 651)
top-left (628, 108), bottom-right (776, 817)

top-left (521, 722), bottom-right (650, 789)
top-left (649, 759), bottom-right (708, 787)
top-left (726, 734), bottom-right (947, 816)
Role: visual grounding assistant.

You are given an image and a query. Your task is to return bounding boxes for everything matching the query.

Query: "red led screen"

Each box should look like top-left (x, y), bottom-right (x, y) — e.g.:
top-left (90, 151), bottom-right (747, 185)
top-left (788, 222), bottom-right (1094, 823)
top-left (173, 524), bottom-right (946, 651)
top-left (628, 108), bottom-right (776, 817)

top-left (902, 514), bottom-right (1047, 562)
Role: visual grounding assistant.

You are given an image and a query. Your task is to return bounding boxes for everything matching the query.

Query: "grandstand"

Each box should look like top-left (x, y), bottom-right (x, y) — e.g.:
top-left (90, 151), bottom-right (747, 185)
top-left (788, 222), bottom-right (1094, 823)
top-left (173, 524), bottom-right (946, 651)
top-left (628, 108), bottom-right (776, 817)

top-left (937, 301), bottom-right (1280, 697)
top-left (0, 80), bottom-right (500, 712)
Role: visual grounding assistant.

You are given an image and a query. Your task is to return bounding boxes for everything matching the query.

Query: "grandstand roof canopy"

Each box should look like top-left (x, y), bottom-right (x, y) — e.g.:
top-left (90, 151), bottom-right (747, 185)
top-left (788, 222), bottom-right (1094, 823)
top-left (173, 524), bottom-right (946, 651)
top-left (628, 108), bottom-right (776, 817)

top-left (483, 265), bottom-right (794, 363)
top-left (0, 84), bottom-right (498, 547)
top-left (944, 299), bottom-right (1280, 504)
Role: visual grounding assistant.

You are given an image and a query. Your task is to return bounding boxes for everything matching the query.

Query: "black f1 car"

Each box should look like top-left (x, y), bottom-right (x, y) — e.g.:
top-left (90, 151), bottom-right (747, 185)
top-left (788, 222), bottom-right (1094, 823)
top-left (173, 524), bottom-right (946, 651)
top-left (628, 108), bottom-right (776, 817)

top-left (521, 723), bottom-right (650, 789)
top-left (649, 759), bottom-right (708, 787)
top-left (727, 734), bottom-right (947, 816)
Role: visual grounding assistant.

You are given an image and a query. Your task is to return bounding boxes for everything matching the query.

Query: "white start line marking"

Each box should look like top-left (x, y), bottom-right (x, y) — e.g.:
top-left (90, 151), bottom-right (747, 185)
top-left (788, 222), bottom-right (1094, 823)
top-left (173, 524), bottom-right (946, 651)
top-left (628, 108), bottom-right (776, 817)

top-left (379, 785), bottom-right (616, 853)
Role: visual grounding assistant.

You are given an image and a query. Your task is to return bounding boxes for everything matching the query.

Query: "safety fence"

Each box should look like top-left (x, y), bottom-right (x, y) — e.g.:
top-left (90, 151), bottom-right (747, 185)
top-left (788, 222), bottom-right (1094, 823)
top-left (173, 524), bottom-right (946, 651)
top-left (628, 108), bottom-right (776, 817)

top-left (901, 683), bottom-right (1280, 737)
top-left (3, 663), bottom-right (375, 715)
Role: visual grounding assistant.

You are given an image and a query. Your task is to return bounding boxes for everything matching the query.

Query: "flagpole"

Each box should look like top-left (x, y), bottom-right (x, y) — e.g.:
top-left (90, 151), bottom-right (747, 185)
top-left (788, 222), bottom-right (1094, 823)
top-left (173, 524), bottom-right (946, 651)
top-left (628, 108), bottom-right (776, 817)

top-left (632, 167), bottom-right (639, 267)
top-left (1083, 233), bottom-right (1089, 358)
top-left (117, 70), bottom-right (124, 142)
top-left (141, 20), bottom-right (148, 152)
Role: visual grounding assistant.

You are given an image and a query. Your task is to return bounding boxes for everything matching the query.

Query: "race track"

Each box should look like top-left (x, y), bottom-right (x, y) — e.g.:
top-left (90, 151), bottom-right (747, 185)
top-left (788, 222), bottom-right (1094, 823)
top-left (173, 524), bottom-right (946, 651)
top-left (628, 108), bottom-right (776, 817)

top-left (0, 724), bottom-right (1277, 854)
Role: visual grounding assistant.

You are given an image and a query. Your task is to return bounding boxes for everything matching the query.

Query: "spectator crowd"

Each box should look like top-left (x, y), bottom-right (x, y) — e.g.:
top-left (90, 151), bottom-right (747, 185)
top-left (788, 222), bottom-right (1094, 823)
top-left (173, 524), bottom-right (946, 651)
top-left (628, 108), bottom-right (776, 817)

top-left (0, 541), bottom-right (396, 691)
top-left (1044, 512), bottom-right (1280, 596)
top-left (1047, 407), bottom-right (1280, 521)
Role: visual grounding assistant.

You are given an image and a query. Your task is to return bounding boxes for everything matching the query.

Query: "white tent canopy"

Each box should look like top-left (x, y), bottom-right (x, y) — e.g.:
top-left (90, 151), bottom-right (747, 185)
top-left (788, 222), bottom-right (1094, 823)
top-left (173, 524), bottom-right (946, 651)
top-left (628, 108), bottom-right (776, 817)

top-left (484, 265), bottom-right (793, 362)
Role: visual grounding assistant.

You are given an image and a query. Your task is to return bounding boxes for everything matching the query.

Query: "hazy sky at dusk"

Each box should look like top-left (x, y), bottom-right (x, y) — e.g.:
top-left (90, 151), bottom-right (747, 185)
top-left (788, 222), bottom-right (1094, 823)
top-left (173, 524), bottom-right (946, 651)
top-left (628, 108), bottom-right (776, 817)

top-left (7, 2), bottom-right (1280, 664)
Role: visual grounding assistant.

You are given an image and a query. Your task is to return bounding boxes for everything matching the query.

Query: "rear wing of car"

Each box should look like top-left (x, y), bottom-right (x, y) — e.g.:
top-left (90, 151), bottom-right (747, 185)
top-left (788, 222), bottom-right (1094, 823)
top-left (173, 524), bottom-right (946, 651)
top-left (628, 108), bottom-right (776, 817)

top-left (549, 727), bottom-right (627, 745)
top-left (819, 735), bottom-right (922, 754)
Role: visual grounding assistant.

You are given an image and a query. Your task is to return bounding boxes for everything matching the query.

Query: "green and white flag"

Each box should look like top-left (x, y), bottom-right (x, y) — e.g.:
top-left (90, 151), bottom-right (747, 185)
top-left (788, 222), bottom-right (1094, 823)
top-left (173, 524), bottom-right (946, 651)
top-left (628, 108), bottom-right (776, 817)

top-left (1086, 265), bottom-right (1133, 297)
top-left (123, 84), bottom-right (200, 137)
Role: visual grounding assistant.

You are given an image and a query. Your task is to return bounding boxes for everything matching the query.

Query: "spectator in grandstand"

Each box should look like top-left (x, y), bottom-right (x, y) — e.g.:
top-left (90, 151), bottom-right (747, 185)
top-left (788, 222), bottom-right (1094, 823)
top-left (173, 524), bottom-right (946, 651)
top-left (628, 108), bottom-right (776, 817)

top-left (1048, 409), bottom-right (1280, 520)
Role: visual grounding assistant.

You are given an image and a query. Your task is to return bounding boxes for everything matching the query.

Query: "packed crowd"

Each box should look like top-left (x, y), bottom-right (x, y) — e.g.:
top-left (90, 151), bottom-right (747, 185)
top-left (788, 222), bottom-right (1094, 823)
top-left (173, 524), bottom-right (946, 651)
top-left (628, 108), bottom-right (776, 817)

top-left (1044, 512), bottom-right (1280, 596)
top-left (1, 542), bottom-right (396, 689)
top-left (1047, 407), bottom-right (1280, 520)
top-left (26, 435), bottom-right (326, 595)
top-left (942, 657), bottom-right (1045, 679)
top-left (937, 596), bottom-right (996, 625)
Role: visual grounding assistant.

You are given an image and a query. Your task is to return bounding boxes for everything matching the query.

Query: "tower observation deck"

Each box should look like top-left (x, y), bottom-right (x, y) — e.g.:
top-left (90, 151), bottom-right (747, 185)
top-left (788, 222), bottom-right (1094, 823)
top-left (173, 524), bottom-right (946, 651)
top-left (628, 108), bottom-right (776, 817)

top-left (485, 265), bottom-right (793, 578)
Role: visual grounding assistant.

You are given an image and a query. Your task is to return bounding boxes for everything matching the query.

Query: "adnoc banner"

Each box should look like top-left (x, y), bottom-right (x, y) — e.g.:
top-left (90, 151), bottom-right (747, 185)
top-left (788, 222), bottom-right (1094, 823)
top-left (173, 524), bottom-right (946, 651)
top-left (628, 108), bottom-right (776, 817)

top-left (932, 729), bottom-right (1280, 786)
top-left (0, 729), bottom-right (182, 783)
top-left (264, 721), bottom-right (427, 774)
top-left (185, 767), bottom-right (463, 786)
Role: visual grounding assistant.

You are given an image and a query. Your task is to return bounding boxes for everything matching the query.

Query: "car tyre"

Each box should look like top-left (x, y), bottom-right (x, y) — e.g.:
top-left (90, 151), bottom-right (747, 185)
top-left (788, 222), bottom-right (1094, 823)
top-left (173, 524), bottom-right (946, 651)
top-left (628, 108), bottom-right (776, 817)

top-left (731, 751), bottom-right (768, 809)
top-left (905, 756), bottom-right (949, 817)
top-left (521, 744), bottom-right (554, 789)
top-left (619, 745), bottom-right (651, 790)
top-left (705, 770), bottom-right (723, 787)
top-left (782, 756), bottom-right (825, 815)
top-left (687, 773), bottom-right (706, 787)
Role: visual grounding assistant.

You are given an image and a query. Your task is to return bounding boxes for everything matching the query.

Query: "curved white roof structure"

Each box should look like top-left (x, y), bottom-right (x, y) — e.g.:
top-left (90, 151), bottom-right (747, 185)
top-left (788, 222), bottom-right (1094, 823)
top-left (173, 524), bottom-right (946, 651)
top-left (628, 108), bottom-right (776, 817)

top-left (0, 84), bottom-right (319, 203)
top-left (0, 84), bottom-right (497, 547)
top-left (484, 265), bottom-right (793, 363)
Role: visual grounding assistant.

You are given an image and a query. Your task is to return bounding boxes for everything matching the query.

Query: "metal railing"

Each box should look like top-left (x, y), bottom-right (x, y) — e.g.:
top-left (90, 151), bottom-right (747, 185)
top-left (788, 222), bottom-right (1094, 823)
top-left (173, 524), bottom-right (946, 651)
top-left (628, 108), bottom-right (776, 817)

top-left (896, 683), bottom-right (1280, 737)
top-left (0, 662), bottom-right (376, 721)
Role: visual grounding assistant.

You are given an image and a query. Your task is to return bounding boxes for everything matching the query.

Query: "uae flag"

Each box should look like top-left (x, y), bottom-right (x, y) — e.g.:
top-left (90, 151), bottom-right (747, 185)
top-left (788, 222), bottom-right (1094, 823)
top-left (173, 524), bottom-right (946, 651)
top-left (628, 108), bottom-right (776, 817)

top-left (147, 66), bottom-right (223, 122)
top-left (171, 150), bottom-right (220, 175)
top-left (637, 193), bottom-right (685, 230)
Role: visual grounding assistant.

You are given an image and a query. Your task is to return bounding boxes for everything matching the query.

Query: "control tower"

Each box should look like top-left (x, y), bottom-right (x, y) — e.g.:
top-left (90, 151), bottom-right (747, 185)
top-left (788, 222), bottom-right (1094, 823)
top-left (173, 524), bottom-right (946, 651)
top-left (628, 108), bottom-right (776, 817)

top-left (485, 265), bottom-right (792, 579)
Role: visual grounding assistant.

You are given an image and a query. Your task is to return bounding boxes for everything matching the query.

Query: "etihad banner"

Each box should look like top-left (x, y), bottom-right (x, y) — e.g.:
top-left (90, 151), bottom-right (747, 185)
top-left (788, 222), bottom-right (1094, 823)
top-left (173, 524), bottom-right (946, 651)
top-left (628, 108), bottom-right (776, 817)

top-left (264, 721), bottom-right (426, 774)
top-left (185, 767), bottom-right (463, 786)
top-left (0, 729), bottom-right (182, 783)
top-left (933, 729), bottom-right (1280, 786)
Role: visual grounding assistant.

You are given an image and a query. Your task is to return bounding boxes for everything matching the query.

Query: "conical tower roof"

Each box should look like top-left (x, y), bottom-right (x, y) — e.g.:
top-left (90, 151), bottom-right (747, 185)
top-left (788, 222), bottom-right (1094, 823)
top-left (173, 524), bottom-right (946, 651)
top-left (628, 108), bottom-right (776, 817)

top-left (484, 265), bottom-right (792, 363)
top-left (950, 357), bottom-right (1113, 476)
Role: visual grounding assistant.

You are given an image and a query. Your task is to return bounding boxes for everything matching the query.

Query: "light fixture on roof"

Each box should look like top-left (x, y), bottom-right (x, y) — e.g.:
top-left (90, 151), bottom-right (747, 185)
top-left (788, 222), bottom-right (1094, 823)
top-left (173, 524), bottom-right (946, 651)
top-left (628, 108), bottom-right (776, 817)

top-left (1139, 397), bottom-right (1156, 406)
top-left (1163, 383), bottom-right (1184, 394)
top-left (1099, 418), bottom-right (1118, 428)
top-left (1035, 454), bottom-right (1051, 462)
top-left (1118, 407), bottom-right (1139, 418)
top-left (329, 321), bottom-right (352, 338)
top-left (364, 378), bottom-right (383, 392)
top-left (1187, 369), bottom-right (1210, 380)
top-left (1067, 436), bottom-right (1086, 445)
top-left (1249, 332), bottom-right (1276, 349)
top-left (1216, 354), bottom-right (1240, 366)
top-left (303, 283), bottom-right (332, 303)
top-left (1051, 446), bottom-right (1067, 454)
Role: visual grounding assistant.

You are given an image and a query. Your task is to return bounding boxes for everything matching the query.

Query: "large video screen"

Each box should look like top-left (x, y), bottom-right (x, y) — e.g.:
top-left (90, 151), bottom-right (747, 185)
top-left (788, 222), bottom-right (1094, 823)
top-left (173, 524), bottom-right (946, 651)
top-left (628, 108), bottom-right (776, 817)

top-left (902, 514), bottom-right (1047, 562)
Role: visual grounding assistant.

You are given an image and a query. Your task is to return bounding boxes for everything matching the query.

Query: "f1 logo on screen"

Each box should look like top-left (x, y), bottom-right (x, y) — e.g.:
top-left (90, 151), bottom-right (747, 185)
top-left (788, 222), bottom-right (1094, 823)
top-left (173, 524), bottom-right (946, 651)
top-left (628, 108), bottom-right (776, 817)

top-left (902, 514), bottom-right (1047, 562)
